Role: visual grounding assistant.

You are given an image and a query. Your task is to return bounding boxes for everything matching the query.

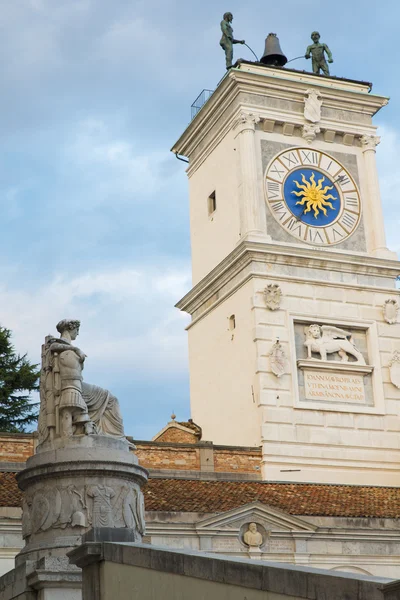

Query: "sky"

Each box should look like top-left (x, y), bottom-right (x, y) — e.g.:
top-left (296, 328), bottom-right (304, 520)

top-left (1, 0), bottom-right (399, 440)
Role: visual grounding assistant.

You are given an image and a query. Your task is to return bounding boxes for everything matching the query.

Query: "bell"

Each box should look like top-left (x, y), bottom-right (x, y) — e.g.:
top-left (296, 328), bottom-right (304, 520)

top-left (260, 33), bottom-right (287, 67)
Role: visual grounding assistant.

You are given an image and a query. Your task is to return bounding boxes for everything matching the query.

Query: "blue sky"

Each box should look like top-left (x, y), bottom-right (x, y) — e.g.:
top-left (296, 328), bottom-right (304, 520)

top-left (2, 0), bottom-right (399, 439)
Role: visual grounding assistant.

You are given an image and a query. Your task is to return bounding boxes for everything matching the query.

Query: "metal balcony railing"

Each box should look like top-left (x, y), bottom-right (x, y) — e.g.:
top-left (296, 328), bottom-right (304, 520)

top-left (191, 89), bottom-right (214, 120)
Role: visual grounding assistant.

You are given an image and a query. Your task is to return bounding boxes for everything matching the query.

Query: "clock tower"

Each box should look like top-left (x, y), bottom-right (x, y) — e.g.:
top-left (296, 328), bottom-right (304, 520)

top-left (172, 61), bottom-right (400, 485)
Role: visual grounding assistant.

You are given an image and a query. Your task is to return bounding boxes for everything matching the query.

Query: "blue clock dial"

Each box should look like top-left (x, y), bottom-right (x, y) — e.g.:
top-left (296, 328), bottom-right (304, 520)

top-left (264, 148), bottom-right (361, 246)
top-left (283, 168), bottom-right (341, 227)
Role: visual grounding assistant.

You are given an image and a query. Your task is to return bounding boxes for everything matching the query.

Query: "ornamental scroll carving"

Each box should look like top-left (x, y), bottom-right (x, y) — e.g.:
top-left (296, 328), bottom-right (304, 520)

top-left (360, 135), bottom-right (380, 152)
top-left (22, 483), bottom-right (145, 540)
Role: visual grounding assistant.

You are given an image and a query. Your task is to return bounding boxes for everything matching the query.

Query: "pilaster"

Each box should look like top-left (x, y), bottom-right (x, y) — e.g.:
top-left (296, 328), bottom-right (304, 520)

top-left (360, 135), bottom-right (396, 259)
top-left (233, 112), bottom-right (265, 242)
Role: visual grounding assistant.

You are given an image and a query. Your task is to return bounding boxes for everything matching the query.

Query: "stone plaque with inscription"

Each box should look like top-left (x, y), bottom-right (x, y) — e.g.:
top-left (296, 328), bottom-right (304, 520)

top-left (304, 370), bottom-right (365, 404)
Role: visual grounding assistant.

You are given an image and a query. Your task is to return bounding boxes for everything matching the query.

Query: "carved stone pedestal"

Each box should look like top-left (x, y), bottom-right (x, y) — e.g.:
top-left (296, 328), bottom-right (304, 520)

top-left (0, 435), bottom-right (148, 599)
top-left (16, 435), bottom-right (147, 567)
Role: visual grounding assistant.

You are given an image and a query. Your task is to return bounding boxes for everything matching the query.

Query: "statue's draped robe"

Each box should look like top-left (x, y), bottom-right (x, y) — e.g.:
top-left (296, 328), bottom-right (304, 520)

top-left (82, 383), bottom-right (124, 436)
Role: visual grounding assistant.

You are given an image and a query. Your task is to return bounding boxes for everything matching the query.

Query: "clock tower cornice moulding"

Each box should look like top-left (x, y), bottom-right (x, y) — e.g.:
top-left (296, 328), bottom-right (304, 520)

top-left (176, 240), bottom-right (400, 318)
top-left (172, 69), bottom-right (388, 177)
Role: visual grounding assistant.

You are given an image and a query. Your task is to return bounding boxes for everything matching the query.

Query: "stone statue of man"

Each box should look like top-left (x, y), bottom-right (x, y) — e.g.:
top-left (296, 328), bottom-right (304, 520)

top-left (305, 31), bottom-right (333, 76)
top-left (243, 522), bottom-right (263, 547)
top-left (38, 319), bottom-right (125, 442)
top-left (220, 12), bottom-right (245, 70)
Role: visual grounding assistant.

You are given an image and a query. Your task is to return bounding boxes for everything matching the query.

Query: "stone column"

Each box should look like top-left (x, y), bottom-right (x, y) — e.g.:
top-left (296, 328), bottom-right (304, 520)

top-left (360, 135), bottom-right (394, 258)
top-left (233, 112), bottom-right (265, 242)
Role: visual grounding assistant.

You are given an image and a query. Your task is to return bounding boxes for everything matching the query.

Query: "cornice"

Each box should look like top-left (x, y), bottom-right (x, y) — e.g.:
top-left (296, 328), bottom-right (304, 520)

top-left (176, 241), bottom-right (400, 317)
top-left (172, 66), bottom-right (388, 162)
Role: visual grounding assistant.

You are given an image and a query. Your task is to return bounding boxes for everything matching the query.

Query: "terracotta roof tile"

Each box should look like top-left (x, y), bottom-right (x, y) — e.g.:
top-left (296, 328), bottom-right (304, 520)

top-left (143, 479), bottom-right (400, 518)
top-left (0, 472), bottom-right (22, 507)
top-left (3, 471), bottom-right (400, 518)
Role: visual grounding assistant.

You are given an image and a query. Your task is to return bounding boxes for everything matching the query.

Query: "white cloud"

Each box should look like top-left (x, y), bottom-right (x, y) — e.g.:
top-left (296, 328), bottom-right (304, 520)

top-left (63, 118), bottom-right (179, 207)
top-left (1, 263), bottom-right (191, 379)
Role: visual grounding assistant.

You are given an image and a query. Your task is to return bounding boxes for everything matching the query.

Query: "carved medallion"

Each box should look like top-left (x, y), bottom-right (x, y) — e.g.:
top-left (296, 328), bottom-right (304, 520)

top-left (264, 284), bottom-right (282, 311)
top-left (389, 351), bottom-right (400, 389)
top-left (243, 522), bottom-right (264, 547)
top-left (383, 299), bottom-right (399, 324)
top-left (269, 340), bottom-right (287, 378)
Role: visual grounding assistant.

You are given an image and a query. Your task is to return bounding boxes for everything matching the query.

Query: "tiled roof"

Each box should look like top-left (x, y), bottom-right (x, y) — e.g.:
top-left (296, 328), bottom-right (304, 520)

top-left (4, 471), bottom-right (400, 518)
top-left (0, 472), bottom-right (22, 507)
top-left (143, 478), bottom-right (400, 518)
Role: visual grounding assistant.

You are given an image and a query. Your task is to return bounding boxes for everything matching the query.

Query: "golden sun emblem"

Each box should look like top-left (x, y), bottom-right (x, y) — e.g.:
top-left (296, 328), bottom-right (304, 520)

top-left (291, 172), bottom-right (336, 218)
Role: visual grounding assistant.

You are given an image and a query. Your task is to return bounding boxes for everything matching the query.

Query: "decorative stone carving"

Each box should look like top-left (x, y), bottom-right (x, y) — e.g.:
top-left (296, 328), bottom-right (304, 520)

top-left (304, 89), bottom-right (322, 123)
top-left (233, 111), bottom-right (261, 133)
top-left (383, 299), bottom-right (399, 324)
top-left (21, 480), bottom-right (146, 540)
top-left (264, 284), bottom-right (282, 310)
top-left (243, 522), bottom-right (263, 547)
top-left (388, 351), bottom-right (400, 389)
top-left (302, 122), bottom-right (320, 144)
top-left (304, 324), bottom-right (366, 365)
top-left (269, 340), bottom-right (287, 378)
top-left (360, 134), bottom-right (380, 152)
top-left (38, 319), bottom-right (124, 443)
top-left (22, 485), bottom-right (88, 539)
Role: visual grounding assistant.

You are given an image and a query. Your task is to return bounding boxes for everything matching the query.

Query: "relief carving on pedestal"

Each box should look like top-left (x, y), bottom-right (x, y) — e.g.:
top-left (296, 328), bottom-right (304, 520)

top-left (264, 284), bottom-right (282, 310)
top-left (304, 324), bottom-right (366, 364)
top-left (383, 299), bottom-right (399, 325)
top-left (22, 483), bottom-right (146, 540)
top-left (22, 485), bottom-right (88, 539)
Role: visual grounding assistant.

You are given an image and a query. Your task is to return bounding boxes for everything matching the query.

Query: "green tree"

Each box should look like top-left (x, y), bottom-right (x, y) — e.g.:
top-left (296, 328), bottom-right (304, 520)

top-left (0, 326), bottom-right (39, 432)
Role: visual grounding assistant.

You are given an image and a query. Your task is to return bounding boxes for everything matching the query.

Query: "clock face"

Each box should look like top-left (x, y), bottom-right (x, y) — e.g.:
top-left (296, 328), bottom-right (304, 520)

top-left (264, 148), bottom-right (361, 246)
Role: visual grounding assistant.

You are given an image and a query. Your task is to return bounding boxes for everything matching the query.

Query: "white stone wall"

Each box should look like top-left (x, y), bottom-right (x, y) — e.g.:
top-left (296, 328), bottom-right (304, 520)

top-left (254, 275), bottom-right (400, 485)
top-left (188, 280), bottom-right (261, 447)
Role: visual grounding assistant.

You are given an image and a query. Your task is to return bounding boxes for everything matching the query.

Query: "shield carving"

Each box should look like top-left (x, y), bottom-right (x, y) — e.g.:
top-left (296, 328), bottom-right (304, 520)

top-left (389, 351), bottom-right (400, 389)
top-left (383, 298), bottom-right (399, 325)
top-left (264, 284), bottom-right (282, 311)
top-left (269, 340), bottom-right (287, 378)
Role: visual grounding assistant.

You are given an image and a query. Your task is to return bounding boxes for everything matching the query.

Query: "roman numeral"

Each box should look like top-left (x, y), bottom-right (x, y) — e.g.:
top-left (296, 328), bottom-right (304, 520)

top-left (307, 229), bottom-right (325, 244)
top-left (266, 181), bottom-right (281, 199)
top-left (283, 216), bottom-right (302, 237)
top-left (326, 160), bottom-right (333, 171)
top-left (270, 201), bottom-right (286, 212)
top-left (345, 196), bottom-right (359, 208)
top-left (269, 163), bottom-right (286, 180)
top-left (340, 212), bottom-right (357, 230)
top-left (332, 227), bottom-right (344, 242)
top-left (281, 152), bottom-right (299, 167)
top-left (300, 150), bottom-right (318, 165)
top-left (337, 173), bottom-right (351, 187)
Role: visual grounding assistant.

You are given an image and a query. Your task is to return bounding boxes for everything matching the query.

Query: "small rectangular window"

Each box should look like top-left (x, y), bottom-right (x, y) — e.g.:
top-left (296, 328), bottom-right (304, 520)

top-left (207, 191), bottom-right (216, 216)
